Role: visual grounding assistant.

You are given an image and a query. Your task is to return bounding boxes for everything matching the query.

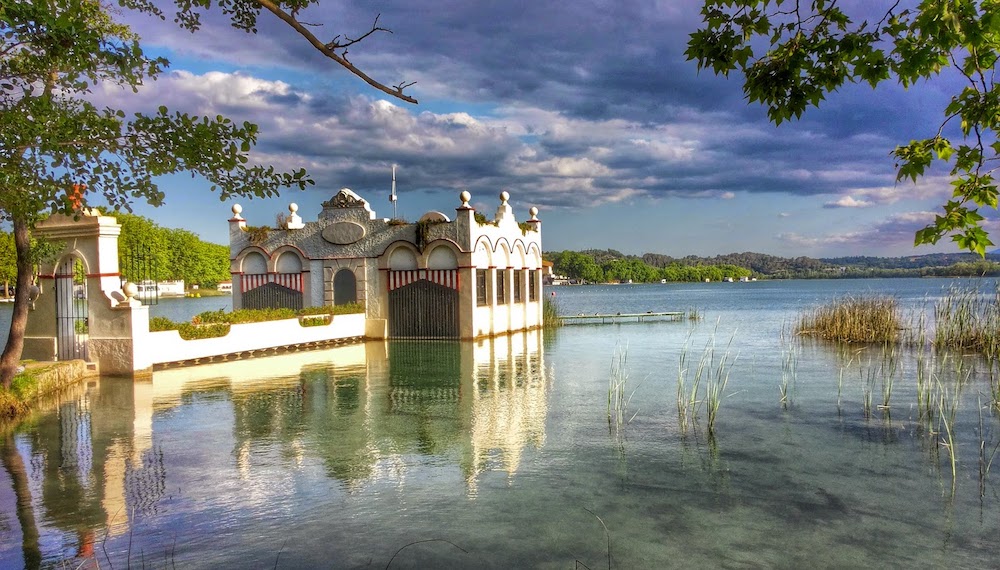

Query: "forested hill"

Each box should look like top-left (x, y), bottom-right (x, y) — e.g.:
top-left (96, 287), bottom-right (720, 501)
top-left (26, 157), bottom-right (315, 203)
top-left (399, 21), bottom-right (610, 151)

top-left (548, 249), bottom-right (1000, 283)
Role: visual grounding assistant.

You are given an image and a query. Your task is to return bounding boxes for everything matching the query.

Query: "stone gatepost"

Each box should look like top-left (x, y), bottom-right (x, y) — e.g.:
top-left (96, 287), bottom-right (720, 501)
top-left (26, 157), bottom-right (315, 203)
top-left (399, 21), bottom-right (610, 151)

top-left (23, 211), bottom-right (152, 378)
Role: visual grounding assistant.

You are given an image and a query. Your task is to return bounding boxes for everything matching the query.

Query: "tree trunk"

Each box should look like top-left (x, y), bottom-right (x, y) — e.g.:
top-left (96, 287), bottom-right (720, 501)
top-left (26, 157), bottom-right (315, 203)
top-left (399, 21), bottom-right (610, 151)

top-left (1, 219), bottom-right (35, 390)
top-left (2, 431), bottom-right (41, 569)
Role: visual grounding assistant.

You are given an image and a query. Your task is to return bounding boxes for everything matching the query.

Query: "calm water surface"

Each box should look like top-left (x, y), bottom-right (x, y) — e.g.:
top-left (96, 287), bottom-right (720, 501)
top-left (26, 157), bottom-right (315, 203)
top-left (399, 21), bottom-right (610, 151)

top-left (2, 278), bottom-right (1000, 568)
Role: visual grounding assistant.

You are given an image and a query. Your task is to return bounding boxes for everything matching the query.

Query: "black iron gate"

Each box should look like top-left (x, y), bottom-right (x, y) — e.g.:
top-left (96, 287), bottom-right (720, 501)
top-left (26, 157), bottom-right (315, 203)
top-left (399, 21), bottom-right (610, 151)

top-left (123, 244), bottom-right (158, 305)
top-left (54, 257), bottom-right (88, 361)
top-left (388, 279), bottom-right (459, 339)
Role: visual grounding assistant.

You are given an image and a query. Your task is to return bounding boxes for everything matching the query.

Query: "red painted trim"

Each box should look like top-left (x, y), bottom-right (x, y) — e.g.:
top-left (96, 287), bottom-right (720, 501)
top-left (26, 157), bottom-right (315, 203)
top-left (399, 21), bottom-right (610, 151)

top-left (86, 272), bottom-right (120, 278)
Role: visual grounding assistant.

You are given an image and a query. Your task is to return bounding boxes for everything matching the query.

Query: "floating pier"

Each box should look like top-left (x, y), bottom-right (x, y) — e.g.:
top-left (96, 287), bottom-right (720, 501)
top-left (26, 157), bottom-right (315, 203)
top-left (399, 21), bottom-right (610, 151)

top-left (560, 311), bottom-right (686, 325)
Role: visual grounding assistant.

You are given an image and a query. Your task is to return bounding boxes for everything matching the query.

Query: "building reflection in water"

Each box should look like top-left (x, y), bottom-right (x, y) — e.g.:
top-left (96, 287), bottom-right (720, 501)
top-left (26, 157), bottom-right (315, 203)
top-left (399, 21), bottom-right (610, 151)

top-left (1, 331), bottom-right (548, 566)
top-left (2, 376), bottom-right (164, 568)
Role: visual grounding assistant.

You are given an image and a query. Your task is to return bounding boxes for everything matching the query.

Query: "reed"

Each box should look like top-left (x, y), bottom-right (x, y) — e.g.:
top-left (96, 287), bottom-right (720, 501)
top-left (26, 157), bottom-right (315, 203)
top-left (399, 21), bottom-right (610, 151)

top-left (977, 394), bottom-right (1000, 498)
top-left (704, 334), bottom-right (737, 435)
top-left (879, 343), bottom-right (898, 413)
top-left (796, 295), bottom-right (901, 343)
top-left (780, 344), bottom-right (796, 409)
top-left (676, 328), bottom-right (737, 435)
top-left (608, 342), bottom-right (637, 433)
top-left (934, 283), bottom-right (1000, 357)
top-left (543, 297), bottom-right (563, 328)
top-left (935, 373), bottom-right (959, 496)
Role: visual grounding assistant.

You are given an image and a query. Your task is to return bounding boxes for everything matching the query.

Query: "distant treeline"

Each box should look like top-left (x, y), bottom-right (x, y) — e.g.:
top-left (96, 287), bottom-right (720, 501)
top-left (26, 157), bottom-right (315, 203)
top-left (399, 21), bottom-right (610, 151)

top-left (0, 212), bottom-right (231, 289)
top-left (548, 250), bottom-right (752, 283)
top-left (546, 249), bottom-right (1000, 283)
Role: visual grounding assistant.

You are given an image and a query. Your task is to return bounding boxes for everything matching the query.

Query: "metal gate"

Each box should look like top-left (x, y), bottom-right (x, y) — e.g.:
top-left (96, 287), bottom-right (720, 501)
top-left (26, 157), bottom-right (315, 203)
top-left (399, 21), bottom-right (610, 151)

top-left (243, 281), bottom-right (303, 310)
top-left (123, 244), bottom-right (158, 305)
top-left (54, 257), bottom-right (88, 360)
top-left (388, 270), bottom-right (459, 339)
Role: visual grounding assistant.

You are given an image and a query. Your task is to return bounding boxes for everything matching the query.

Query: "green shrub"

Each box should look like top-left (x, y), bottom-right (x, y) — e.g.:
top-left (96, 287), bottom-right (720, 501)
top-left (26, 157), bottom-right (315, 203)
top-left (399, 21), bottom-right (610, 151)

top-left (177, 323), bottom-right (231, 340)
top-left (149, 316), bottom-right (179, 331)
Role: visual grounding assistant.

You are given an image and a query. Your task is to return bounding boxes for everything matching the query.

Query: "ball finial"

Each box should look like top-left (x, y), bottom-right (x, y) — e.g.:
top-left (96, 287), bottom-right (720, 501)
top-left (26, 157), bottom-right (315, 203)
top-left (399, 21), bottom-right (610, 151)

top-left (529, 206), bottom-right (539, 220)
top-left (500, 191), bottom-right (510, 205)
top-left (460, 190), bottom-right (471, 207)
top-left (122, 282), bottom-right (137, 299)
top-left (289, 202), bottom-right (298, 213)
top-left (232, 203), bottom-right (243, 218)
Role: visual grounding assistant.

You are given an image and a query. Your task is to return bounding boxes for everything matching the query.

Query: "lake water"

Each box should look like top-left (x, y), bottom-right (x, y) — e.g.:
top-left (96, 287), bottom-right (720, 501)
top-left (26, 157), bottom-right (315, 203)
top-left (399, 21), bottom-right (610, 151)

top-left (3, 278), bottom-right (1000, 568)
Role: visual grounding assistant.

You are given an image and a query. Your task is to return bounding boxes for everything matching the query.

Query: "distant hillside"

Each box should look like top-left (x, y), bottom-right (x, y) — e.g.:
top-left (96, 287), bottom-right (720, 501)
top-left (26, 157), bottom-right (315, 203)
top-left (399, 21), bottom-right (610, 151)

top-left (544, 249), bottom-right (1000, 282)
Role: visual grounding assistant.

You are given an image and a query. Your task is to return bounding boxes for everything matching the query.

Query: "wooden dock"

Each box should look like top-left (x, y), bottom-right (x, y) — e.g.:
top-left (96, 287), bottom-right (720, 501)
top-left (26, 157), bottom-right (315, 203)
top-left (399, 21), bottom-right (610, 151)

top-left (560, 311), bottom-right (686, 325)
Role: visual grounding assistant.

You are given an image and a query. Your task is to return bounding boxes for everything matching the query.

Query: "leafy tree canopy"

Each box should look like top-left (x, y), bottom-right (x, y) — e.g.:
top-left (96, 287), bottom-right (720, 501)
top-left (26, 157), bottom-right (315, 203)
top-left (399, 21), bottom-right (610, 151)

top-left (687, 0), bottom-right (1000, 256)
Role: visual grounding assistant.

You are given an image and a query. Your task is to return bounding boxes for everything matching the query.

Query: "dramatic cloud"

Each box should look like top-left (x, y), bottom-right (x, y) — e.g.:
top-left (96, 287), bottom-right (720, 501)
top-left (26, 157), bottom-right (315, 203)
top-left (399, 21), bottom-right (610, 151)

top-left (105, 1), bottom-right (974, 256)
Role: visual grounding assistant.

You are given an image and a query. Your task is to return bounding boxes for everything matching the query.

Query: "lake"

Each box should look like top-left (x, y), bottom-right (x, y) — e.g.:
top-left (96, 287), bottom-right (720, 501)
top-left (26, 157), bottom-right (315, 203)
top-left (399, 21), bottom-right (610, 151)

top-left (2, 278), bottom-right (1000, 568)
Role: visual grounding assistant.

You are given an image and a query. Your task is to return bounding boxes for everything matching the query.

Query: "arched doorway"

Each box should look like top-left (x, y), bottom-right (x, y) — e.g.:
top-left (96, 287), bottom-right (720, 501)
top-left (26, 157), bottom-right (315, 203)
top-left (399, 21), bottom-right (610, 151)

top-left (333, 269), bottom-right (357, 305)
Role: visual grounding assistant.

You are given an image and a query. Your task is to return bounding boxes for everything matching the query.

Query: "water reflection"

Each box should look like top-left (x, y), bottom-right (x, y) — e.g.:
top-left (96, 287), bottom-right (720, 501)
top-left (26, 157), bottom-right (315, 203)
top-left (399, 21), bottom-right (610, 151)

top-left (2, 332), bottom-right (548, 567)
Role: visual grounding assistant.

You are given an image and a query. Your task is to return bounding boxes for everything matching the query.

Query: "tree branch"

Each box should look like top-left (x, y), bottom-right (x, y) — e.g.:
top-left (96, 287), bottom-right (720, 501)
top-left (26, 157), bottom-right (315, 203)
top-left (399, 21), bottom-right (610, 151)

top-left (252, 0), bottom-right (417, 104)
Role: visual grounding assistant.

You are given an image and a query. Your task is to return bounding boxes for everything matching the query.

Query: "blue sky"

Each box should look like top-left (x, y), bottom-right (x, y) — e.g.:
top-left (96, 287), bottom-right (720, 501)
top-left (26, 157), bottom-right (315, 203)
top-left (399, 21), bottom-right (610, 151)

top-left (99, 0), bottom-right (989, 258)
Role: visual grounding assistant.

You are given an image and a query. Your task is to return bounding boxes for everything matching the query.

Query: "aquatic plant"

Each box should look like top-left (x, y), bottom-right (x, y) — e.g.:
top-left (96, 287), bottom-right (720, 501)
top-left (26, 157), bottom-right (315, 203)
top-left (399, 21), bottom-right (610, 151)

top-left (543, 297), bottom-right (563, 328)
top-left (934, 283), bottom-right (1000, 357)
top-left (608, 342), bottom-right (638, 434)
top-left (796, 295), bottom-right (901, 343)
top-left (676, 327), bottom-right (737, 436)
top-left (779, 329), bottom-right (797, 409)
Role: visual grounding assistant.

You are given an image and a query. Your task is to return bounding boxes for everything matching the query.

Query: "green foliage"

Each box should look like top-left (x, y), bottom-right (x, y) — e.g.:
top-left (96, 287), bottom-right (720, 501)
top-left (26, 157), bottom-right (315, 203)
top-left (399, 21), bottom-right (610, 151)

top-left (148, 316), bottom-right (178, 331)
top-left (688, 0), bottom-right (1000, 255)
top-left (244, 225), bottom-right (271, 246)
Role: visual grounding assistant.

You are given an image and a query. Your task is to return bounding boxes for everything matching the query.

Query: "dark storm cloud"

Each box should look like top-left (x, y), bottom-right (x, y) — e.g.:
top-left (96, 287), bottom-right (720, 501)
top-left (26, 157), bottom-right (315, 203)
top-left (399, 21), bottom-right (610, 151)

top-left (115, 0), bottom-right (960, 216)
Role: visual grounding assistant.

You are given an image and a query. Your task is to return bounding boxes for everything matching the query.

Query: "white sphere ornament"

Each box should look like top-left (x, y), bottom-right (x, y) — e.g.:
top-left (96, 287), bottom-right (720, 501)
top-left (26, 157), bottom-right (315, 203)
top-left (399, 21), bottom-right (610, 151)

top-left (529, 206), bottom-right (539, 220)
top-left (500, 191), bottom-right (510, 204)
top-left (232, 203), bottom-right (243, 218)
top-left (460, 190), bottom-right (472, 207)
top-left (122, 282), bottom-right (138, 299)
top-left (289, 203), bottom-right (298, 213)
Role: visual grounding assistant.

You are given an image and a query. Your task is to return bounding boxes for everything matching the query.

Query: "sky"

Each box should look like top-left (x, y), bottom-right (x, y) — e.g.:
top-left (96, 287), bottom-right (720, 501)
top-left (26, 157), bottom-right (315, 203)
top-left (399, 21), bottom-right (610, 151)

top-left (94, 0), bottom-right (994, 258)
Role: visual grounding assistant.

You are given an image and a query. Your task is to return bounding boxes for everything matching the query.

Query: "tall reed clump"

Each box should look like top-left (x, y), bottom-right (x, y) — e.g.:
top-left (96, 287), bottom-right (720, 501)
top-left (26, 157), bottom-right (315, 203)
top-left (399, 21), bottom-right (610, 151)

top-left (934, 284), bottom-right (1000, 358)
top-left (542, 296), bottom-right (563, 328)
top-left (796, 295), bottom-right (901, 343)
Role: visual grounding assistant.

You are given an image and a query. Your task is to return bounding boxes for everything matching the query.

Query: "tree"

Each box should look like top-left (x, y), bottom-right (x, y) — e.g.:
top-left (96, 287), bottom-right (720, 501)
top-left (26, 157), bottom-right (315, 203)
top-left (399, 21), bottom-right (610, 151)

top-left (687, 0), bottom-right (1000, 255)
top-left (0, 0), bottom-right (321, 389)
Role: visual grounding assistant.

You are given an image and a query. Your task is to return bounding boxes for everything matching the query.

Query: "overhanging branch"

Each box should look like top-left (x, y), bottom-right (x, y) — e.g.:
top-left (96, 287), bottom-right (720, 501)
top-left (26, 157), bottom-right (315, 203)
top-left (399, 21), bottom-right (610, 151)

top-left (253, 0), bottom-right (417, 104)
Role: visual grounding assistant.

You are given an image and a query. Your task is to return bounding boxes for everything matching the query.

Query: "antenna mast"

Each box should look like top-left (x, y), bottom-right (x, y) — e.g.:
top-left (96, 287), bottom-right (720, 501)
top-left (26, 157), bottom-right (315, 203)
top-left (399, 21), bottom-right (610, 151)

top-left (390, 164), bottom-right (398, 219)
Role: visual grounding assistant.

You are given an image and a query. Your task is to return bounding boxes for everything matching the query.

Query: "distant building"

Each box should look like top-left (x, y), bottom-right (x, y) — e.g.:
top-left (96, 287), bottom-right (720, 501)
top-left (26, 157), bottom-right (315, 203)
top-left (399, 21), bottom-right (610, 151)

top-left (217, 281), bottom-right (233, 293)
top-left (228, 189), bottom-right (543, 339)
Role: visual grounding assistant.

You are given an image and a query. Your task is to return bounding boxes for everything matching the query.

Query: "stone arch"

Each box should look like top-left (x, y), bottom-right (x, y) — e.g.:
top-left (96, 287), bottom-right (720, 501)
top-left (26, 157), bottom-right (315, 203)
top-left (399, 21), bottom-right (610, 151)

top-left (513, 242), bottom-right (527, 269)
top-left (274, 250), bottom-right (303, 273)
top-left (240, 251), bottom-right (268, 274)
top-left (526, 244), bottom-right (542, 269)
top-left (388, 246), bottom-right (419, 270)
top-left (426, 243), bottom-right (459, 269)
top-left (333, 268), bottom-right (357, 305)
top-left (494, 239), bottom-right (512, 268)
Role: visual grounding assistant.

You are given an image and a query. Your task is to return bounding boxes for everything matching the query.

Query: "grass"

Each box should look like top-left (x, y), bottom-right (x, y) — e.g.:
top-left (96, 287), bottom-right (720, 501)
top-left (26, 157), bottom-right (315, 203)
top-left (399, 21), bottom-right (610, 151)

top-left (796, 295), bottom-right (901, 343)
